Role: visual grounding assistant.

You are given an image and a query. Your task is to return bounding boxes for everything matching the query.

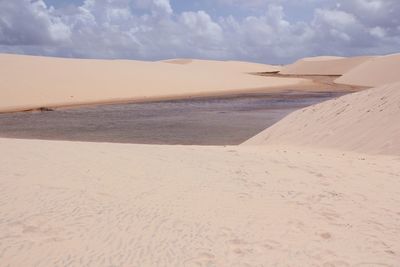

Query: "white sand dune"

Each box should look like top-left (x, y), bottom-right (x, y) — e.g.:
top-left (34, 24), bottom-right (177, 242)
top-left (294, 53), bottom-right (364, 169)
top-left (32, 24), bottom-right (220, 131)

top-left (335, 53), bottom-right (400, 87)
top-left (0, 54), bottom-right (297, 113)
top-left (1, 138), bottom-right (399, 266)
top-left (301, 56), bottom-right (345, 61)
top-left (162, 58), bottom-right (282, 73)
top-left (162, 58), bottom-right (194, 64)
top-left (280, 56), bottom-right (373, 75)
top-left (243, 82), bottom-right (400, 156)
top-left (160, 59), bottom-right (282, 73)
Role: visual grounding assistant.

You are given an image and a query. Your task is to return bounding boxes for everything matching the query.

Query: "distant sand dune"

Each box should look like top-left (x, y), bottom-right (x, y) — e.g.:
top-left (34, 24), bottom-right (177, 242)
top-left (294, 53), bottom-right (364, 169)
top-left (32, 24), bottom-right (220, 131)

top-left (301, 56), bottom-right (345, 61)
top-left (162, 58), bottom-right (282, 73)
top-left (335, 53), bottom-right (400, 87)
top-left (0, 54), bottom-right (295, 113)
top-left (280, 56), bottom-right (373, 76)
top-left (243, 82), bottom-right (400, 155)
top-left (162, 58), bottom-right (194, 64)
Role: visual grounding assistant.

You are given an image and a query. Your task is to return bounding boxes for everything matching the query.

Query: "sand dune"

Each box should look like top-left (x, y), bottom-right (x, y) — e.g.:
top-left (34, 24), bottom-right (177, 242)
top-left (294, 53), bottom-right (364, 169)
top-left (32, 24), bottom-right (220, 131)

top-left (280, 56), bottom-right (373, 75)
top-left (162, 58), bottom-right (194, 64)
top-left (0, 54), bottom-right (298, 113)
top-left (335, 53), bottom-right (400, 87)
top-left (162, 58), bottom-right (282, 73)
top-left (244, 82), bottom-right (400, 155)
top-left (1, 138), bottom-right (399, 266)
top-left (301, 56), bottom-right (345, 61)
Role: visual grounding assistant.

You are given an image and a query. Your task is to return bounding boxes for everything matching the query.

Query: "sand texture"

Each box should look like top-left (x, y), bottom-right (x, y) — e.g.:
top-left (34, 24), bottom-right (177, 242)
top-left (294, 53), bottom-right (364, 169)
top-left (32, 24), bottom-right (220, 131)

top-left (1, 138), bottom-right (399, 266)
top-left (279, 56), bottom-right (373, 75)
top-left (0, 54), bottom-right (300, 113)
top-left (335, 54), bottom-right (400, 87)
top-left (243, 82), bottom-right (400, 156)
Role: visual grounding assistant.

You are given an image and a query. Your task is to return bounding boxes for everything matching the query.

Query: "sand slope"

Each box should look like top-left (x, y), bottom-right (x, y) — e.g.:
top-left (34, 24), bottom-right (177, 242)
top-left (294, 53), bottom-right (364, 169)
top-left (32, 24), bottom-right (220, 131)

top-left (335, 53), bottom-right (400, 87)
top-left (280, 56), bottom-right (373, 75)
top-left (0, 138), bottom-right (399, 266)
top-left (0, 54), bottom-right (299, 113)
top-left (244, 82), bottom-right (400, 155)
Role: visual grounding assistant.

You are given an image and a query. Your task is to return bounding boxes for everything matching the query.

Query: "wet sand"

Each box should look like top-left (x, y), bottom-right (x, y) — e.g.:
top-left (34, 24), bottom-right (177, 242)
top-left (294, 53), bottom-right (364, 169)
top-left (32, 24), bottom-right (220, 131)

top-left (0, 92), bottom-right (344, 145)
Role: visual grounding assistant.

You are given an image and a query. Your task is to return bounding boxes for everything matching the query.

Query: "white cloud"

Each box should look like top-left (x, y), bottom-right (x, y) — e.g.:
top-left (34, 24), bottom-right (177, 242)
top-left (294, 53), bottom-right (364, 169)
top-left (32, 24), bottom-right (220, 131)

top-left (0, 0), bottom-right (71, 45)
top-left (337, 0), bottom-right (400, 28)
top-left (215, 0), bottom-right (269, 8)
top-left (0, 0), bottom-right (399, 63)
top-left (180, 11), bottom-right (223, 43)
top-left (370, 27), bottom-right (386, 38)
top-left (314, 9), bottom-right (357, 29)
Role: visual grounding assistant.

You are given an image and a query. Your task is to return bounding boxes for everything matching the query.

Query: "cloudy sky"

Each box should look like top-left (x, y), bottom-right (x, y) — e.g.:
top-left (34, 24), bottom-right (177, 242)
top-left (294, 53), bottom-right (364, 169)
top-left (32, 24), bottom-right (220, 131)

top-left (0, 0), bottom-right (399, 63)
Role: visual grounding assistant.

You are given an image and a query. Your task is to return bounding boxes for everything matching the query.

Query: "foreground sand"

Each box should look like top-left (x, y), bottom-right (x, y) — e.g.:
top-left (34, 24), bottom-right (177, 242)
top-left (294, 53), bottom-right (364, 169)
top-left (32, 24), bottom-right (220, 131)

top-left (0, 54), bottom-right (306, 113)
top-left (1, 138), bottom-right (399, 266)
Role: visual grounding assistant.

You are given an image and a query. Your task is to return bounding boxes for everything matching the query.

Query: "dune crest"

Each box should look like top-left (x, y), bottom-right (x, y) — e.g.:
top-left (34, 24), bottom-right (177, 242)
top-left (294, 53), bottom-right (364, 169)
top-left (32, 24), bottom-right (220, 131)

top-left (162, 58), bottom-right (282, 73)
top-left (301, 56), bottom-right (344, 61)
top-left (280, 56), bottom-right (373, 75)
top-left (0, 54), bottom-right (302, 113)
top-left (161, 58), bottom-right (194, 64)
top-left (243, 82), bottom-right (400, 156)
top-left (335, 53), bottom-right (400, 87)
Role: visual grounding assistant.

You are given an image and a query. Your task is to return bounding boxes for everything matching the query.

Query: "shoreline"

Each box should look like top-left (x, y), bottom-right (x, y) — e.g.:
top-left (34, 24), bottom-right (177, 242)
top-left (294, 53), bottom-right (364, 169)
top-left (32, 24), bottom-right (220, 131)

top-left (0, 90), bottom-right (342, 145)
top-left (0, 74), bottom-right (365, 114)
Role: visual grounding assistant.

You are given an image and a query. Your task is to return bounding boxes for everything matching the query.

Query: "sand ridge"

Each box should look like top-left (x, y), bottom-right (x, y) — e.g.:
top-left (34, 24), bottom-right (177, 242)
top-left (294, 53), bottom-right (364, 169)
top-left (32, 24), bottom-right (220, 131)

top-left (279, 55), bottom-right (373, 76)
top-left (161, 58), bottom-right (282, 73)
top-left (243, 82), bottom-right (400, 156)
top-left (0, 54), bottom-right (297, 113)
top-left (335, 53), bottom-right (400, 87)
top-left (161, 58), bottom-right (194, 64)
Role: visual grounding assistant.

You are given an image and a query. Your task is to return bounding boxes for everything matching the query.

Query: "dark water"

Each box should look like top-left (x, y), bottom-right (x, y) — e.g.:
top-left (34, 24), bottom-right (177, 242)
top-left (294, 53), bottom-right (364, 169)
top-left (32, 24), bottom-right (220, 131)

top-left (0, 92), bottom-right (343, 145)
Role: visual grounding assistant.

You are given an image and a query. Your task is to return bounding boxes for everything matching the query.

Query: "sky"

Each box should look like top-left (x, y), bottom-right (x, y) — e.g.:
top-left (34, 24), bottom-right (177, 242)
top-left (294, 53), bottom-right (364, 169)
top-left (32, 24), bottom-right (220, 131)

top-left (0, 0), bottom-right (399, 64)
